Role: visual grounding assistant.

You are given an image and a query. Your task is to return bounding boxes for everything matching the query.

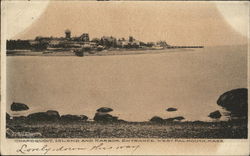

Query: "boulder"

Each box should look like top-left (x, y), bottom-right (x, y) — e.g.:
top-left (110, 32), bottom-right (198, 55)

top-left (166, 107), bottom-right (177, 112)
top-left (93, 112), bottom-right (118, 122)
top-left (11, 102), bottom-right (29, 111)
top-left (217, 88), bottom-right (247, 118)
top-left (27, 112), bottom-right (49, 121)
top-left (150, 116), bottom-right (165, 123)
top-left (96, 107), bottom-right (113, 113)
top-left (28, 110), bottom-right (60, 121)
top-left (208, 110), bottom-right (222, 119)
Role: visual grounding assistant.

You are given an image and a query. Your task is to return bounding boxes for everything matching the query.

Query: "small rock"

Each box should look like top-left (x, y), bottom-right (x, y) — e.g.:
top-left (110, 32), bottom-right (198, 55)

top-left (208, 110), bottom-right (222, 119)
top-left (166, 107), bottom-right (177, 112)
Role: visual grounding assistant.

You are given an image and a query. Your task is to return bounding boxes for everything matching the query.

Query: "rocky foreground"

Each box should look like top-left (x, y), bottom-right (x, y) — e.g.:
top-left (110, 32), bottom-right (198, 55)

top-left (6, 120), bottom-right (247, 138)
top-left (6, 88), bottom-right (248, 139)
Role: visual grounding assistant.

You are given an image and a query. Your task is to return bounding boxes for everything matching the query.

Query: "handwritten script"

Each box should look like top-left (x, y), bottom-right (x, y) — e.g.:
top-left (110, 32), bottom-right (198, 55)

top-left (16, 143), bottom-right (140, 155)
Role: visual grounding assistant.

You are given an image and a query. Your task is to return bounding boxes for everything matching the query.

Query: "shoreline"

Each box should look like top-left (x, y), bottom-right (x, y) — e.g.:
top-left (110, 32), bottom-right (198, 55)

top-left (6, 48), bottom-right (197, 57)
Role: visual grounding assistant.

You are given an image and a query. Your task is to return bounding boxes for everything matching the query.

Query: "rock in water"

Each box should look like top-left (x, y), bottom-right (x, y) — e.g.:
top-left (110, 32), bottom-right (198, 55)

top-left (11, 102), bottom-right (29, 111)
top-left (150, 116), bottom-right (165, 123)
top-left (208, 110), bottom-right (222, 119)
top-left (217, 88), bottom-right (247, 118)
top-left (27, 112), bottom-right (50, 121)
top-left (28, 110), bottom-right (60, 121)
top-left (93, 112), bottom-right (117, 122)
top-left (166, 107), bottom-right (177, 112)
top-left (96, 107), bottom-right (113, 113)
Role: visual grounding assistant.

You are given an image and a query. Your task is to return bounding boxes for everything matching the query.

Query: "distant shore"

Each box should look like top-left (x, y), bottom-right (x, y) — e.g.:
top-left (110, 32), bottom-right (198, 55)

top-left (7, 48), bottom-right (198, 57)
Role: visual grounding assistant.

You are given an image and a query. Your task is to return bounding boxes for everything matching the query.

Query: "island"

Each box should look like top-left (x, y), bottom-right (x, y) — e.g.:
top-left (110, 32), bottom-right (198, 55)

top-left (6, 29), bottom-right (204, 56)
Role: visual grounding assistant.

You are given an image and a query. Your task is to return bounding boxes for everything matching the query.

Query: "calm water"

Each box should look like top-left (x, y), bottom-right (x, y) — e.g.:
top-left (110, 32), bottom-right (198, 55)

top-left (6, 45), bottom-right (247, 121)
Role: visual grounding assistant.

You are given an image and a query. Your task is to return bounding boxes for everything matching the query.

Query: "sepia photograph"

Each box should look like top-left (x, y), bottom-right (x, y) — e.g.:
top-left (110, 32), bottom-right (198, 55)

top-left (1, 0), bottom-right (249, 155)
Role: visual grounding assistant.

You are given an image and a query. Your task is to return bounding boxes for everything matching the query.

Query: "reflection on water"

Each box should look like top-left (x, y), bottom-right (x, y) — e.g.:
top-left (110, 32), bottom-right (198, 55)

top-left (6, 45), bottom-right (247, 121)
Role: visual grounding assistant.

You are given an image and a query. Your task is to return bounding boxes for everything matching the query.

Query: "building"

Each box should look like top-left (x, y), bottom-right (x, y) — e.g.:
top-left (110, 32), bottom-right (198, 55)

top-left (117, 38), bottom-right (128, 48)
top-left (100, 36), bottom-right (117, 47)
top-left (79, 33), bottom-right (89, 42)
top-left (65, 29), bottom-right (71, 39)
top-left (117, 37), bottom-right (140, 48)
top-left (129, 36), bottom-right (135, 42)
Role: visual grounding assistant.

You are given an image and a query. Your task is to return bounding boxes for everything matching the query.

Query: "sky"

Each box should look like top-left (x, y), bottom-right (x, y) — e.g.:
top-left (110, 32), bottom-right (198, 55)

top-left (5, 1), bottom-right (249, 46)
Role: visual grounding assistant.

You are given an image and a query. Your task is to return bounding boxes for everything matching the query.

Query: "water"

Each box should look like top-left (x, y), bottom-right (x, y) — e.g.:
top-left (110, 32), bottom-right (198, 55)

top-left (6, 45), bottom-right (247, 121)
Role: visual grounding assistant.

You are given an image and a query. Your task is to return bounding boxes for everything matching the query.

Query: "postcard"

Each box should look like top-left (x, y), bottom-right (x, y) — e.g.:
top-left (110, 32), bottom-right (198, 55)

top-left (1, 1), bottom-right (249, 155)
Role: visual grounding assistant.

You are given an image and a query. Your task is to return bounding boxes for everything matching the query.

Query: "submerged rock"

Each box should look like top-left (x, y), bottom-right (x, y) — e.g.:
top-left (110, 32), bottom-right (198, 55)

top-left (166, 107), bottom-right (177, 112)
top-left (61, 114), bottom-right (88, 121)
top-left (165, 116), bottom-right (185, 122)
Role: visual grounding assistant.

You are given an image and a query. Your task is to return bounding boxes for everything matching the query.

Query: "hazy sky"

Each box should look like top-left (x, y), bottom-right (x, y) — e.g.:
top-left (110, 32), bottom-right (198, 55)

top-left (7, 1), bottom-right (249, 46)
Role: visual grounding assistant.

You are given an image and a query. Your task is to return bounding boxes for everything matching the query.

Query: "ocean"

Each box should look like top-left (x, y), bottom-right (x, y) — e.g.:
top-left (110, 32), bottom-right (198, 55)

top-left (6, 45), bottom-right (247, 121)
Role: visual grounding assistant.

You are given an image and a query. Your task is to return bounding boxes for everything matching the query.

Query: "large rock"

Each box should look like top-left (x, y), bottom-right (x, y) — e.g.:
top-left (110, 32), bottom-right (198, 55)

top-left (208, 110), bottom-right (222, 119)
top-left (27, 112), bottom-right (49, 121)
top-left (150, 116), bottom-right (165, 123)
top-left (217, 88), bottom-right (247, 118)
top-left (93, 112), bottom-right (118, 122)
top-left (11, 102), bottom-right (29, 111)
top-left (28, 110), bottom-right (60, 121)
